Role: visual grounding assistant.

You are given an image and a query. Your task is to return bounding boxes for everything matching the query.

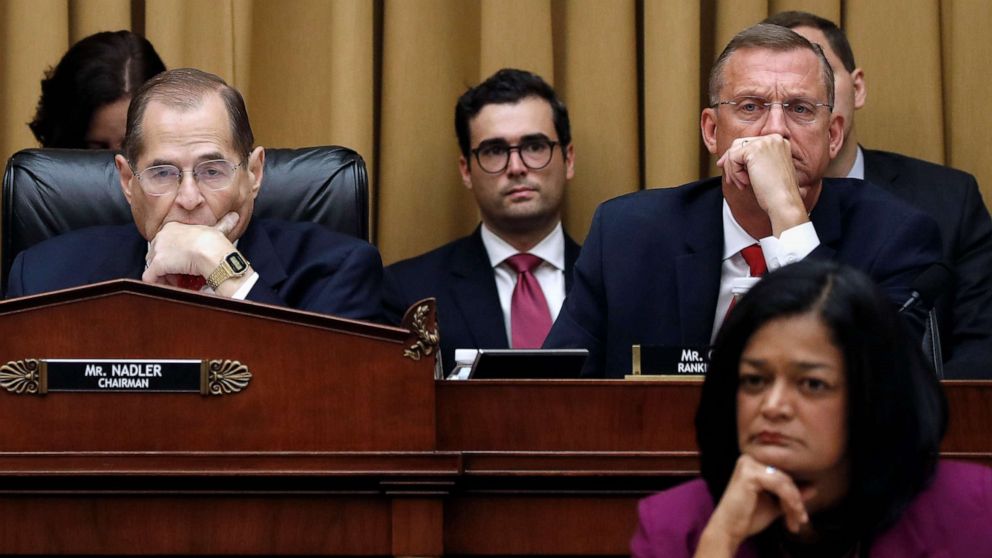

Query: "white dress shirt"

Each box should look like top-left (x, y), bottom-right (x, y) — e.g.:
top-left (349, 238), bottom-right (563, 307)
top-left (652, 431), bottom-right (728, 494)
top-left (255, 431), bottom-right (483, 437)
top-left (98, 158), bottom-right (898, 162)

top-left (846, 145), bottom-right (866, 180)
top-left (480, 222), bottom-right (567, 345)
top-left (712, 200), bottom-right (820, 340)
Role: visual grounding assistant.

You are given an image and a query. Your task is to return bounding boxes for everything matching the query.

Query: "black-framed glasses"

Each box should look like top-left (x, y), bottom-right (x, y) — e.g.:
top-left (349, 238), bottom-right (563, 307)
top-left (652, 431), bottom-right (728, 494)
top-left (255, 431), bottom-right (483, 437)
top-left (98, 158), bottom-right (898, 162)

top-left (471, 139), bottom-right (559, 174)
top-left (712, 96), bottom-right (833, 125)
top-left (132, 159), bottom-right (245, 197)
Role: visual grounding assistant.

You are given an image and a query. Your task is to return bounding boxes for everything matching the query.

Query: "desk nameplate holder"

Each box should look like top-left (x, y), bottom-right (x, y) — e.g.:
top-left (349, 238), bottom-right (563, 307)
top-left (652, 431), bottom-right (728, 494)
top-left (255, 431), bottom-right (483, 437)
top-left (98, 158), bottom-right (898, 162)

top-left (625, 344), bottom-right (706, 381)
top-left (0, 358), bottom-right (251, 396)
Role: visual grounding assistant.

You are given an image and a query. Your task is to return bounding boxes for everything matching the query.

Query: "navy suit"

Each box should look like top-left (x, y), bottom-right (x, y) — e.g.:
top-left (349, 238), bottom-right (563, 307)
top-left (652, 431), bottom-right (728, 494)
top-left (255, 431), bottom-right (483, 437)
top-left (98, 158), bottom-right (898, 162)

top-left (544, 177), bottom-right (942, 378)
top-left (864, 149), bottom-right (992, 378)
top-left (383, 226), bottom-right (580, 371)
top-left (5, 218), bottom-right (384, 322)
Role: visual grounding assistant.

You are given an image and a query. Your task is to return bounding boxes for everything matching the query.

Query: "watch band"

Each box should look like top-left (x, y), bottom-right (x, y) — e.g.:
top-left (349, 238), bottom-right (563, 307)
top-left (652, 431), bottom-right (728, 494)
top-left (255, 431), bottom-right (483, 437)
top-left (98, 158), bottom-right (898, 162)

top-left (207, 251), bottom-right (250, 291)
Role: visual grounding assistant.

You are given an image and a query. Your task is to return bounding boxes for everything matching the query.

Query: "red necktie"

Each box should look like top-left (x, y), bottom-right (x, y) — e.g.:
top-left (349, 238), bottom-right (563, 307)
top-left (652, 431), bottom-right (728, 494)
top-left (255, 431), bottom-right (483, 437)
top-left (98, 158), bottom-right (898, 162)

top-left (505, 253), bottom-right (553, 348)
top-left (725, 244), bottom-right (767, 317)
top-left (176, 274), bottom-right (206, 291)
top-left (740, 244), bottom-right (767, 277)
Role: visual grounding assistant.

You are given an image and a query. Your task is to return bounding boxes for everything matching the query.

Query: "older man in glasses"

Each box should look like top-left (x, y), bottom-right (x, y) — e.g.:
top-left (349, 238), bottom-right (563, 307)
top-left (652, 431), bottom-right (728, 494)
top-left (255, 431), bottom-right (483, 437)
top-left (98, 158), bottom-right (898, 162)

top-left (6, 68), bottom-right (383, 321)
top-left (544, 24), bottom-right (942, 378)
top-left (383, 68), bottom-right (580, 373)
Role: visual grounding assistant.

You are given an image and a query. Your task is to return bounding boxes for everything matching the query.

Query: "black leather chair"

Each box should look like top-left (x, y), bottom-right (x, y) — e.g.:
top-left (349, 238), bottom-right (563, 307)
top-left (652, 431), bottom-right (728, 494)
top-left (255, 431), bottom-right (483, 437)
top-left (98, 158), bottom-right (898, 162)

top-left (1, 146), bottom-right (369, 294)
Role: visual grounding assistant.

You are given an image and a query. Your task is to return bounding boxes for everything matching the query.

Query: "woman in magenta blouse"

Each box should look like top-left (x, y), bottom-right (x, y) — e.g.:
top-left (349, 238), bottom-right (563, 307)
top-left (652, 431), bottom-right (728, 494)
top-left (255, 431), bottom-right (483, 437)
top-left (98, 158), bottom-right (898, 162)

top-left (632, 260), bottom-right (992, 557)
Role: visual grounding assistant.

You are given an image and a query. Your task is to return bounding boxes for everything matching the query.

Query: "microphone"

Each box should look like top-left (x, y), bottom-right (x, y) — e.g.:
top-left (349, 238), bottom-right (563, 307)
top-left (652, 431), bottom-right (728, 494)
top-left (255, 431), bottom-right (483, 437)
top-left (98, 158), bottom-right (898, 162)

top-left (899, 263), bottom-right (951, 313)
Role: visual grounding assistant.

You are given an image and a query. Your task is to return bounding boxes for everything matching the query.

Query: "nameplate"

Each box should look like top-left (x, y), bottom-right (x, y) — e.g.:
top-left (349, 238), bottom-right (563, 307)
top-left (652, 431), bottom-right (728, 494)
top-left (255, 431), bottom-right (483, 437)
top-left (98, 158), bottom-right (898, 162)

top-left (0, 358), bottom-right (251, 396)
top-left (630, 345), bottom-right (710, 377)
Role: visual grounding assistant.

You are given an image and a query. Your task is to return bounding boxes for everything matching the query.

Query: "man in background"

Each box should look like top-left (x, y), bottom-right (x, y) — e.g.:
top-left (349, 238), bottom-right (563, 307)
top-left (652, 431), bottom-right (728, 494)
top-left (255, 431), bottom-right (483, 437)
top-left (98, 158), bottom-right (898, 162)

top-left (384, 69), bottom-right (580, 372)
top-left (765, 11), bottom-right (992, 377)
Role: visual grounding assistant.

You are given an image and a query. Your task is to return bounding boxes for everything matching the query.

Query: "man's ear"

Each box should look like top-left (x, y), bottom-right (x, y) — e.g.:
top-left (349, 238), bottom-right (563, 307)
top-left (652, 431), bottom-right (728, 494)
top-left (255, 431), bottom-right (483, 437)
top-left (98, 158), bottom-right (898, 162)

top-left (115, 154), bottom-right (135, 205)
top-left (459, 155), bottom-right (473, 189)
top-left (247, 146), bottom-right (264, 199)
top-left (700, 108), bottom-right (719, 155)
top-left (851, 67), bottom-right (867, 110)
top-left (563, 143), bottom-right (575, 181)
top-left (828, 113), bottom-right (846, 159)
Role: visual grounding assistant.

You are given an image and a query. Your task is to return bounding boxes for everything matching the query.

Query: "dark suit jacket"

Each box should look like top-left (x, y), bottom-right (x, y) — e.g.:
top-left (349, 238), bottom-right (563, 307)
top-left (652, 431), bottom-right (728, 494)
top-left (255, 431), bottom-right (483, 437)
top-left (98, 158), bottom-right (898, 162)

top-left (864, 149), bottom-right (992, 378)
top-left (5, 218), bottom-right (384, 321)
top-left (544, 177), bottom-right (942, 378)
top-left (631, 460), bottom-right (992, 558)
top-left (382, 226), bottom-right (581, 372)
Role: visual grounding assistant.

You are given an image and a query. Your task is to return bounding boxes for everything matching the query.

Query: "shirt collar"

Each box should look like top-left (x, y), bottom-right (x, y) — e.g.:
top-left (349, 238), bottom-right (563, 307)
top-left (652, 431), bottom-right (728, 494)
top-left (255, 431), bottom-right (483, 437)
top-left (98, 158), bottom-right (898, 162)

top-left (846, 145), bottom-right (866, 180)
top-left (480, 221), bottom-right (565, 270)
top-left (722, 199), bottom-right (759, 260)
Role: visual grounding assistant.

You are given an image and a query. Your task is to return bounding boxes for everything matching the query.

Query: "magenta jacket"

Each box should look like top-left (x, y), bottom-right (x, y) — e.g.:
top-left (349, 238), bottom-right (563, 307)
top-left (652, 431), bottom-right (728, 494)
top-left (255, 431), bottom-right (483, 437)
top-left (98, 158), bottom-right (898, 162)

top-left (631, 460), bottom-right (992, 558)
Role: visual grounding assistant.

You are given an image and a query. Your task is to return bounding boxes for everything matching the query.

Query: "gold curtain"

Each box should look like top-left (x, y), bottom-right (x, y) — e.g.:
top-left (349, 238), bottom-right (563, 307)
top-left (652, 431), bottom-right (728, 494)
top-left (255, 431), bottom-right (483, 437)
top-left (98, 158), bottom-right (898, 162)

top-left (1, 0), bottom-right (990, 265)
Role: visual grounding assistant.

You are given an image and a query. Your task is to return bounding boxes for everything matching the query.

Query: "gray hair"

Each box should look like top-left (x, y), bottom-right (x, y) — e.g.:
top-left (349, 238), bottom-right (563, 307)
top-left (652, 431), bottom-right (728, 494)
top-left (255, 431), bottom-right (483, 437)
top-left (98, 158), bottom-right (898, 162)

top-left (123, 68), bottom-right (254, 163)
top-left (708, 23), bottom-right (834, 108)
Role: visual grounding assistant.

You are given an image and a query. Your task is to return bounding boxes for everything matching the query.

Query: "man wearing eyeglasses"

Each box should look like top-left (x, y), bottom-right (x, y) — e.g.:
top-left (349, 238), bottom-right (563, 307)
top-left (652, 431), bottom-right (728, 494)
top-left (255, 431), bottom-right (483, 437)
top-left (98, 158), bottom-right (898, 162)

top-left (544, 23), bottom-right (942, 378)
top-left (6, 68), bottom-right (383, 321)
top-left (383, 68), bottom-right (580, 373)
top-left (763, 12), bottom-right (992, 378)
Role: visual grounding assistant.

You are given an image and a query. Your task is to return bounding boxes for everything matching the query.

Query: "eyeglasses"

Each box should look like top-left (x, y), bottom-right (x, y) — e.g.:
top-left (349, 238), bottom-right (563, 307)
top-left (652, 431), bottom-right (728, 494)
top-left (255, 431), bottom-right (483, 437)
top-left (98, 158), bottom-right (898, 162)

top-left (471, 139), bottom-right (559, 174)
top-left (712, 96), bottom-right (833, 125)
top-left (132, 159), bottom-right (244, 197)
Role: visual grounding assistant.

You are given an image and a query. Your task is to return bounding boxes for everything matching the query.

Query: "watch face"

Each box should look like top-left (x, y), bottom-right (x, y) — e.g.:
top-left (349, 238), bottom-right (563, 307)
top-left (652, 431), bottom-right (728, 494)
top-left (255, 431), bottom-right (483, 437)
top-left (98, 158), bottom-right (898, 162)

top-left (226, 252), bottom-right (249, 273)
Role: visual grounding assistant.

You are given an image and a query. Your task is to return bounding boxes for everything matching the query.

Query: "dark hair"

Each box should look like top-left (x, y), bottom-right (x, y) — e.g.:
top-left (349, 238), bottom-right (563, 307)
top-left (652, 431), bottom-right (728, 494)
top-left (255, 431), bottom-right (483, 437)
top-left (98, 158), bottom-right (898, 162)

top-left (123, 68), bottom-right (254, 164)
top-left (763, 11), bottom-right (857, 72)
top-left (709, 23), bottom-right (834, 107)
top-left (454, 68), bottom-right (571, 160)
top-left (697, 259), bottom-right (946, 543)
top-left (29, 30), bottom-right (165, 148)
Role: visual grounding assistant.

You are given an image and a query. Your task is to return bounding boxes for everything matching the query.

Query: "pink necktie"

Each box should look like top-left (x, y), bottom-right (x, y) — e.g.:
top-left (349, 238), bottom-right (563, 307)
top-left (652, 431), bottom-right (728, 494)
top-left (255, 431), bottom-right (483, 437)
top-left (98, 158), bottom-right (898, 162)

top-left (505, 253), bottom-right (553, 348)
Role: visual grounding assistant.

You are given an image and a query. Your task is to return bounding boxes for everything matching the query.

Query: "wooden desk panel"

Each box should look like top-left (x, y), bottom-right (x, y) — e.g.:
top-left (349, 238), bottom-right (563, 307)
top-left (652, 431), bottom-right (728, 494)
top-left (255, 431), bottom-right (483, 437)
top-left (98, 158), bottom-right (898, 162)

top-left (941, 381), bottom-right (992, 459)
top-left (0, 379), bottom-right (988, 556)
top-left (436, 380), bottom-right (991, 467)
top-left (0, 496), bottom-right (393, 555)
top-left (1, 285), bottom-right (435, 453)
top-left (2, 284), bottom-right (988, 555)
top-left (436, 380), bottom-right (702, 452)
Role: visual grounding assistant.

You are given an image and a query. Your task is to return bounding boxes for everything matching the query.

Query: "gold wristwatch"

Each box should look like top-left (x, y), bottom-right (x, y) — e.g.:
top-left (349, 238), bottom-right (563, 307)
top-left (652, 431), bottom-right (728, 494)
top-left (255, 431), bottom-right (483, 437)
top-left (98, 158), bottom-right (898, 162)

top-left (207, 251), bottom-right (250, 290)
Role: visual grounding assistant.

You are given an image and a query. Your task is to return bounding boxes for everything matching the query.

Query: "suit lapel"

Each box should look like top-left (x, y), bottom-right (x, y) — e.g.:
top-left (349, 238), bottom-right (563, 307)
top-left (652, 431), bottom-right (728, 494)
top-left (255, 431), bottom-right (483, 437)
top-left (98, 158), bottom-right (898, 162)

top-left (95, 225), bottom-right (147, 282)
top-left (675, 184), bottom-right (725, 345)
top-left (563, 232), bottom-right (580, 291)
top-left (448, 229), bottom-right (509, 347)
top-left (863, 148), bottom-right (899, 188)
top-left (809, 179), bottom-right (849, 259)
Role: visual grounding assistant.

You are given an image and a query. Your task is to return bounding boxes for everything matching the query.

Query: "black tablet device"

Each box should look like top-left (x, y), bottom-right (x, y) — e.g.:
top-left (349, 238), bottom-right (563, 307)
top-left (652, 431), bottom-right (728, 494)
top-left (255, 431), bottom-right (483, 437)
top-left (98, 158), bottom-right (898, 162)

top-left (467, 349), bottom-right (589, 379)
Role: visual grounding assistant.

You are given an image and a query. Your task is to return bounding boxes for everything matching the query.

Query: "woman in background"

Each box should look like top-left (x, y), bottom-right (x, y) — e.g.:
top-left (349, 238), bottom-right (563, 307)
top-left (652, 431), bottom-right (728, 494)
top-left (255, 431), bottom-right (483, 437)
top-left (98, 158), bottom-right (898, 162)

top-left (29, 30), bottom-right (165, 150)
top-left (632, 259), bottom-right (992, 557)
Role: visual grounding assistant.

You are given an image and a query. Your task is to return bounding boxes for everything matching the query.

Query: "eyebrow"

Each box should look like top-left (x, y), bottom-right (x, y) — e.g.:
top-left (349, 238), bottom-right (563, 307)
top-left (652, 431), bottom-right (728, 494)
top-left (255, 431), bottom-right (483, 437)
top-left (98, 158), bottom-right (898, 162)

top-left (146, 152), bottom-right (228, 168)
top-left (520, 133), bottom-right (553, 142)
top-left (729, 93), bottom-right (819, 102)
top-left (476, 133), bottom-right (553, 148)
top-left (739, 357), bottom-right (834, 373)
